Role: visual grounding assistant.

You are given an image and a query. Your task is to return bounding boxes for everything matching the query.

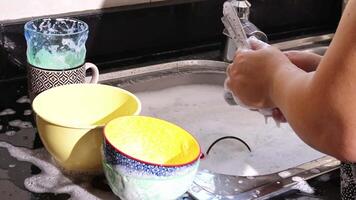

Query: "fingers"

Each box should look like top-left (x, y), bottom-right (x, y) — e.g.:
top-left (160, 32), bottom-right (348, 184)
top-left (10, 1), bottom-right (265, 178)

top-left (233, 37), bottom-right (268, 59)
top-left (284, 50), bottom-right (322, 72)
top-left (224, 75), bottom-right (231, 90)
top-left (284, 50), bottom-right (321, 61)
top-left (247, 36), bottom-right (270, 50)
top-left (226, 63), bottom-right (233, 76)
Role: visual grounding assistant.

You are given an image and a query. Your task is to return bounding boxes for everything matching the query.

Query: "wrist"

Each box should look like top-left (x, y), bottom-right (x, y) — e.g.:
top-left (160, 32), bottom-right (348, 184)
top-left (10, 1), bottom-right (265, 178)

top-left (269, 63), bottom-right (304, 108)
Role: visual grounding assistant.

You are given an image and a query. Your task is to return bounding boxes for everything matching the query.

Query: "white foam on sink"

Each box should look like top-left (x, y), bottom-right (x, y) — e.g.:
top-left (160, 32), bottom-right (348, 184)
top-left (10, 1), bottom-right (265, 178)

top-left (135, 84), bottom-right (324, 176)
top-left (0, 142), bottom-right (117, 200)
top-left (0, 141), bottom-right (193, 199)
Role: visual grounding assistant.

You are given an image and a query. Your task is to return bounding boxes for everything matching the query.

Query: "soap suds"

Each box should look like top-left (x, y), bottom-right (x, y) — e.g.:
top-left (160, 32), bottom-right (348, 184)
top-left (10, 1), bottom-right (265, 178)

top-left (135, 84), bottom-right (324, 176)
top-left (16, 96), bottom-right (31, 104)
top-left (0, 108), bottom-right (16, 116)
top-left (5, 131), bottom-right (16, 136)
top-left (8, 120), bottom-right (33, 129)
top-left (0, 142), bottom-right (116, 200)
top-left (0, 142), bottom-right (190, 199)
top-left (23, 110), bottom-right (32, 116)
top-left (291, 176), bottom-right (314, 194)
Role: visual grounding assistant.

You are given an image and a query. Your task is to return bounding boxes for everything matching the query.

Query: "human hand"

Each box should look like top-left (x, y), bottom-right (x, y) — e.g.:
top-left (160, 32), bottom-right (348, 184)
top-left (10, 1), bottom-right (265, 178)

top-left (284, 50), bottom-right (322, 72)
top-left (269, 51), bottom-right (322, 122)
top-left (225, 37), bottom-right (294, 110)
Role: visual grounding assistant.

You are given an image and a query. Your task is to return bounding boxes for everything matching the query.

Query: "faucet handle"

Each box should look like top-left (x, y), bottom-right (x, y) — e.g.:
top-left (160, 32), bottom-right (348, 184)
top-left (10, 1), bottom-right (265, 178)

top-left (222, 19), bottom-right (268, 43)
top-left (224, 0), bottom-right (267, 42)
top-left (231, 0), bottom-right (251, 19)
top-left (240, 19), bottom-right (268, 42)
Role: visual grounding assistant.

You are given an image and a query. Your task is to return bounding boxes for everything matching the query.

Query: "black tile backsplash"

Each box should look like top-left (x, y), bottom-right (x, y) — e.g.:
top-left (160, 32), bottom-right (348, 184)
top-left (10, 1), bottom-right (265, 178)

top-left (0, 0), bottom-right (341, 81)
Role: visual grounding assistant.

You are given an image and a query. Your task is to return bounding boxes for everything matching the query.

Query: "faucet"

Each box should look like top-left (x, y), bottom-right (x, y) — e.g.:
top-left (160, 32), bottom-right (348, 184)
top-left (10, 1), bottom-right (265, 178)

top-left (222, 0), bottom-right (268, 62)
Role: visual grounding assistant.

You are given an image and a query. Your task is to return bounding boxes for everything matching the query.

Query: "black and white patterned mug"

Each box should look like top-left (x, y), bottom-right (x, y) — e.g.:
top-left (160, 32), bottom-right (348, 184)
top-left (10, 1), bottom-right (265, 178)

top-left (27, 62), bottom-right (99, 101)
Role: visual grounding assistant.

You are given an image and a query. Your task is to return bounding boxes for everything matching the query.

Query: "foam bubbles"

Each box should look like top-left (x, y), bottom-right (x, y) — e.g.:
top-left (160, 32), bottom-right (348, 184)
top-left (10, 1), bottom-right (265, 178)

top-left (8, 120), bottom-right (33, 129)
top-left (0, 142), bottom-right (116, 200)
top-left (135, 84), bottom-right (325, 176)
top-left (0, 142), bottom-right (193, 199)
top-left (291, 176), bottom-right (314, 194)
top-left (16, 96), bottom-right (31, 104)
top-left (5, 131), bottom-right (16, 136)
top-left (23, 110), bottom-right (32, 116)
top-left (8, 120), bottom-right (21, 127)
top-left (278, 171), bottom-right (292, 178)
top-left (0, 108), bottom-right (16, 116)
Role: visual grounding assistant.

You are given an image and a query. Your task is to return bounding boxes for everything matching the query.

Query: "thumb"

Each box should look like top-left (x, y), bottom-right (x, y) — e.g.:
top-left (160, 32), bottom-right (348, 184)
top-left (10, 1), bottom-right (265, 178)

top-left (248, 36), bottom-right (270, 50)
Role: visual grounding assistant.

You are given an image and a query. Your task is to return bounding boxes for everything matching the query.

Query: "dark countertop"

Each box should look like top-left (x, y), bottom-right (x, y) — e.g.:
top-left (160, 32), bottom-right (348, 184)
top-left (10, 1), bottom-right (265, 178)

top-left (0, 79), bottom-right (71, 199)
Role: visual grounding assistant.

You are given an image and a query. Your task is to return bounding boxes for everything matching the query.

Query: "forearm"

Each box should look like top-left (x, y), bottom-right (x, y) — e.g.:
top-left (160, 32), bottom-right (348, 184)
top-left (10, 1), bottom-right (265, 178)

top-left (271, 61), bottom-right (356, 162)
top-left (268, 0), bottom-right (356, 162)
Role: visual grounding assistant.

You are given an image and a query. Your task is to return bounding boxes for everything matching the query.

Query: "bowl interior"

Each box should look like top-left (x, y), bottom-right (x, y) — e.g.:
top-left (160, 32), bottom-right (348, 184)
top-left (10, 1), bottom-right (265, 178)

top-left (104, 116), bottom-right (200, 166)
top-left (32, 84), bottom-right (141, 128)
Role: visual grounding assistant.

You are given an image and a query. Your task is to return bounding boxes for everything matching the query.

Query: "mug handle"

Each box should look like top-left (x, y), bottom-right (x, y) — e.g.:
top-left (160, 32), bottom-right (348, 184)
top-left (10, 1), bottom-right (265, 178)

top-left (84, 62), bottom-right (99, 83)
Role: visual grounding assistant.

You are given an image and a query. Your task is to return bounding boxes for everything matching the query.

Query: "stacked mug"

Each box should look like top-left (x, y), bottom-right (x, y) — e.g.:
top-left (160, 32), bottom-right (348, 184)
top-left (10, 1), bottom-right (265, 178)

top-left (24, 18), bottom-right (99, 100)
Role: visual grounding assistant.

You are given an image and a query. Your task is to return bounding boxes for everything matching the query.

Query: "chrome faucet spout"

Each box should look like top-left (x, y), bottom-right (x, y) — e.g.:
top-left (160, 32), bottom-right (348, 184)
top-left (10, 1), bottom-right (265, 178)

top-left (222, 0), bottom-right (267, 62)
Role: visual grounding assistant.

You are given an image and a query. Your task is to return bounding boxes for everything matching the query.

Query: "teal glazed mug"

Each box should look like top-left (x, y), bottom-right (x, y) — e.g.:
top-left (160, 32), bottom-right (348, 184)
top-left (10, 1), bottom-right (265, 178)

top-left (24, 17), bottom-right (99, 100)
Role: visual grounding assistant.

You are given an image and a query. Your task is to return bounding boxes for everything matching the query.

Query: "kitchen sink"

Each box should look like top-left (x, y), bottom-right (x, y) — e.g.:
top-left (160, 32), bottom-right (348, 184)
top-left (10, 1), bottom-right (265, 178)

top-left (95, 33), bottom-right (337, 200)
top-left (0, 33), bottom-right (334, 200)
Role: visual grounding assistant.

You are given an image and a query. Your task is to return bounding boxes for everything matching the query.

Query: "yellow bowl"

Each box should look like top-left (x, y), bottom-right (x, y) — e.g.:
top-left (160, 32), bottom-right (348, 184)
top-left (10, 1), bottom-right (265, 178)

top-left (103, 116), bottom-right (201, 200)
top-left (32, 83), bottom-right (141, 173)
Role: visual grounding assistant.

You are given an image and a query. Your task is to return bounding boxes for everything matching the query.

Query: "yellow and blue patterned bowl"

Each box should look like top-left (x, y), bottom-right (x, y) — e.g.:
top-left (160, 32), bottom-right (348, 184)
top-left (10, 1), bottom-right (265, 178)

top-left (102, 116), bottom-right (200, 200)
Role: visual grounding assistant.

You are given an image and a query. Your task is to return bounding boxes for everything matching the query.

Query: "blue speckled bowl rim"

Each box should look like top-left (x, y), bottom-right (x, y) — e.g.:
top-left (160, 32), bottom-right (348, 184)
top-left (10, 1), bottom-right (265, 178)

top-left (103, 116), bottom-right (201, 168)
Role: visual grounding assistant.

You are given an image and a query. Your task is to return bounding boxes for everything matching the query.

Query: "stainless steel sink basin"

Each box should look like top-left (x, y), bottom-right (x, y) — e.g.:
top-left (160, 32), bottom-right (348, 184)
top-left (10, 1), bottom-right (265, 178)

top-left (273, 33), bottom-right (331, 56)
top-left (97, 33), bottom-right (334, 200)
